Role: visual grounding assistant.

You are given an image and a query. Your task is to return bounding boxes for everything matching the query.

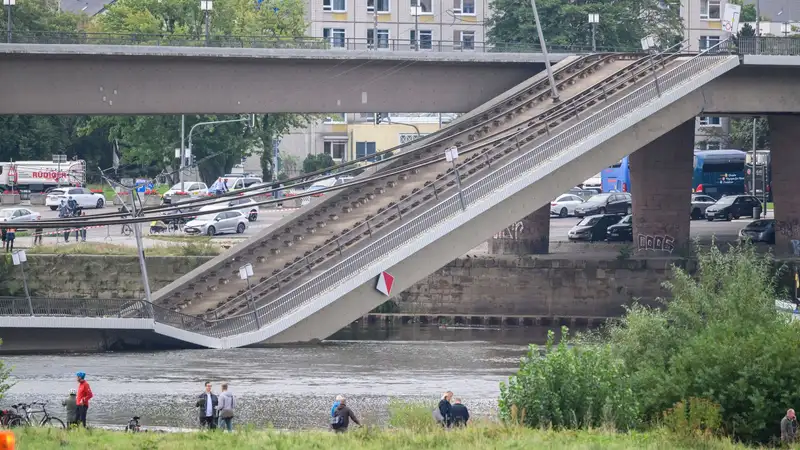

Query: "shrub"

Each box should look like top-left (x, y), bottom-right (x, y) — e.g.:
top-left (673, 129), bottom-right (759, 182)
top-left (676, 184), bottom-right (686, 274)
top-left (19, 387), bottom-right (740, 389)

top-left (498, 327), bottom-right (640, 431)
top-left (387, 399), bottom-right (437, 431)
top-left (662, 398), bottom-right (723, 438)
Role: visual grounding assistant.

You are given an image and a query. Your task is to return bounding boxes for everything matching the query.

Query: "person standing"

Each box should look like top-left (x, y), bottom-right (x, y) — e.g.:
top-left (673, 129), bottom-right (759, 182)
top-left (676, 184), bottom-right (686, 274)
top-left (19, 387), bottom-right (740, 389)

top-left (62, 389), bottom-right (78, 428)
top-left (33, 227), bottom-right (43, 246)
top-left (216, 383), bottom-right (236, 432)
top-left (330, 396), bottom-right (360, 433)
top-left (450, 398), bottom-right (470, 427)
top-left (437, 391), bottom-right (453, 428)
top-left (782, 409), bottom-right (797, 444)
top-left (196, 381), bottom-right (218, 429)
top-left (3, 228), bottom-right (13, 253)
top-left (59, 200), bottom-right (71, 242)
top-left (75, 371), bottom-right (93, 427)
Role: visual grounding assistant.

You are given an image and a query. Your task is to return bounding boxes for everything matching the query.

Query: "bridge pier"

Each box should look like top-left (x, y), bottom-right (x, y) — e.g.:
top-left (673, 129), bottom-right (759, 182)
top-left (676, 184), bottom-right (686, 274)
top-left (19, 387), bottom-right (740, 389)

top-left (489, 205), bottom-right (550, 255)
top-left (630, 120), bottom-right (693, 255)
top-left (768, 115), bottom-right (800, 257)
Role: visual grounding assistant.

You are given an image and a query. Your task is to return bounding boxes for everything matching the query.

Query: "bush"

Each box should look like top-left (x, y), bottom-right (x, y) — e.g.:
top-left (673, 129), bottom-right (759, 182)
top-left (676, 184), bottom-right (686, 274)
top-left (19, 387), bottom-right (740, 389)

top-left (662, 398), bottom-right (723, 438)
top-left (499, 327), bottom-right (640, 431)
top-left (387, 399), bottom-right (437, 431)
top-left (606, 242), bottom-right (800, 443)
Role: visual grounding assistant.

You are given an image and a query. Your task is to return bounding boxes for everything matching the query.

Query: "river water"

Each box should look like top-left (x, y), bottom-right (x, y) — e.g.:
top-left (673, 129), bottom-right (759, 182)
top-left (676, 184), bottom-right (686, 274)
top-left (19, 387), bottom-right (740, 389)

top-left (0, 325), bottom-right (572, 430)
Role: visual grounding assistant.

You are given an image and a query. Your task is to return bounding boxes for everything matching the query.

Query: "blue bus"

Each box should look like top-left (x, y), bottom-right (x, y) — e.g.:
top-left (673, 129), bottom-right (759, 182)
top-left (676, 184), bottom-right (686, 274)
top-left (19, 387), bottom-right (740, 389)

top-left (693, 150), bottom-right (747, 199)
top-left (599, 150), bottom-right (746, 198)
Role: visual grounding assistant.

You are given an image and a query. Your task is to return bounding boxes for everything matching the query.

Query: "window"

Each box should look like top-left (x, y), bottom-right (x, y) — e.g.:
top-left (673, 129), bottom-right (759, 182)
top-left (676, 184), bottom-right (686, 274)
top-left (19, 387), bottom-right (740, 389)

top-left (367, 29), bottom-right (389, 49)
top-left (367, 0), bottom-right (389, 13)
top-left (324, 141), bottom-right (347, 160)
top-left (699, 116), bottom-right (721, 127)
top-left (454, 30), bottom-right (475, 50)
top-left (699, 35), bottom-right (721, 51)
top-left (699, 0), bottom-right (720, 20)
top-left (356, 141), bottom-right (377, 160)
top-left (704, 141), bottom-right (723, 150)
top-left (410, 0), bottom-right (432, 13)
top-left (453, 0), bottom-right (475, 14)
top-left (323, 0), bottom-right (346, 12)
top-left (324, 113), bottom-right (347, 124)
top-left (323, 28), bottom-right (346, 48)
top-left (410, 30), bottom-right (432, 49)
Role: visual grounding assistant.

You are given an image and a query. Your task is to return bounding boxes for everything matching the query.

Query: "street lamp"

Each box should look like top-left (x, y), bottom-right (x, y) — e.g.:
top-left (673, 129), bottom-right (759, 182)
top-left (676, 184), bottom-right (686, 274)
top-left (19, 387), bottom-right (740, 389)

top-left (640, 35), bottom-right (662, 96)
top-left (200, 0), bottom-right (212, 46)
top-left (529, 0), bottom-right (559, 102)
top-left (588, 13), bottom-right (599, 53)
top-left (239, 263), bottom-right (262, 328)
top-left (4, 0), bottom-right (15, 44)
top-left (11, 250), bottom-right (34, 316)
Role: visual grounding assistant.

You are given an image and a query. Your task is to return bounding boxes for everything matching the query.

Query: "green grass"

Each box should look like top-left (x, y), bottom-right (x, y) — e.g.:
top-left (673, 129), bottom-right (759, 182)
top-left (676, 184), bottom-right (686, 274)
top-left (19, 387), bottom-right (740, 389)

top-left (88, 183), bottom-right (170, 201)
top-left (13, 426), bottom-right (755, 450)
top-left (147, 235), bottom-right (214, 243)
top-left (25, 241), bottom-right (220, 256)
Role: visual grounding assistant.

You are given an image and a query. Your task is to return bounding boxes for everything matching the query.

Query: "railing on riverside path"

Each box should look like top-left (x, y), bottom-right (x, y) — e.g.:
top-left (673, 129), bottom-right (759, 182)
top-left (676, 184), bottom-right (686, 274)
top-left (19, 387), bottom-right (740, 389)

top-left (0, 296), bottom-right (149, 318)
top-left (738, 36), bottom-right (800, 56)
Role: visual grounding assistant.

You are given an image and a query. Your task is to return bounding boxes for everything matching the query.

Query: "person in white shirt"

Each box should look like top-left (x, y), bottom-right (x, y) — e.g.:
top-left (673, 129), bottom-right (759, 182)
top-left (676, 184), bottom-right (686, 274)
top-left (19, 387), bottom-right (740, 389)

top-left (195, 381), bottom-right (218, 429)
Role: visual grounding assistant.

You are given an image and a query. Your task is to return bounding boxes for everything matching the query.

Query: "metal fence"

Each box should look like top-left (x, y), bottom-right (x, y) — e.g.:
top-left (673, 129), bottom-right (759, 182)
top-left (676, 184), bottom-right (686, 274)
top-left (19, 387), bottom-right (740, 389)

top-left (5, 31), bottom-right (639, 54)
top-left (0, 296), bottom-right (149, 318)
top-left (738, 36), bottom-right (800, 56)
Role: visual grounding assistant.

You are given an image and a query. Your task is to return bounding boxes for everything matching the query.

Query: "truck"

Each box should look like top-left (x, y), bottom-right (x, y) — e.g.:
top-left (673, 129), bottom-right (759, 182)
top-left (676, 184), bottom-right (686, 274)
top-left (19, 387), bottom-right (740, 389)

top-left (0, 160), bottom-right (87, 193)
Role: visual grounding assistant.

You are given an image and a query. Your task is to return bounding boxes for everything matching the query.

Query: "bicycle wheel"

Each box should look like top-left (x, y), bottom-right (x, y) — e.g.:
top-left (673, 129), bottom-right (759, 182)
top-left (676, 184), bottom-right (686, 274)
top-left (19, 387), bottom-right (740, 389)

top-left (6, 417), bottom-right (24, 428)
top-left (42, 416), bottom-right (65, 429)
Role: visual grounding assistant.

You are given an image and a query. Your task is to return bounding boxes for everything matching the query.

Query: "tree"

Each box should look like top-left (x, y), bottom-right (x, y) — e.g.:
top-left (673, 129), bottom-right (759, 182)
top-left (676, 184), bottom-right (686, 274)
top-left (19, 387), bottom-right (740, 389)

top-left (487, 0), bottom-right (683, 52)
top-left (728, 117), bottom-right (770, 150)
top-left (302, 154), bottom-right (335, 174)
top-left (255, 114), bottom-right (317, 181)
top-left (728, 0), bottom-right (758, 23)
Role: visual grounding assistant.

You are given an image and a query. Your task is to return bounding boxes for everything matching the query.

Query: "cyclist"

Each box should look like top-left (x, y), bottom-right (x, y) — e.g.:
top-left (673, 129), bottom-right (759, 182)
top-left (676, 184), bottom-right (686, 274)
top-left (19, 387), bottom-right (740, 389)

top-left (62, 389), bottom-right (78, 428)
top-left (75, 371), bottom-right (93, 427)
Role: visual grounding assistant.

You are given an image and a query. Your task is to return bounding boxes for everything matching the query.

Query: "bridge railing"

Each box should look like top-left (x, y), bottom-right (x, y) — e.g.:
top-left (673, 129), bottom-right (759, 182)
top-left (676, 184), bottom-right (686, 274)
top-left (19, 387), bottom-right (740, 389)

top-left (738, 36), bottom-right (800, 56)
top-left (0, 296), bottom-right (149, 318)
top-left (5, 31), bottom-right (640, 54)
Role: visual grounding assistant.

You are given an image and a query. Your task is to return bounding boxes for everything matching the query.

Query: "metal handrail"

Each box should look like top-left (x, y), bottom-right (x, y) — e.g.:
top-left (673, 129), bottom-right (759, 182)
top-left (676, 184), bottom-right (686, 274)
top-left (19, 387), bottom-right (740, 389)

top-left (738, 36), bottom-right (800, 56)
top-left (4, 31), bottom-right (644, 54)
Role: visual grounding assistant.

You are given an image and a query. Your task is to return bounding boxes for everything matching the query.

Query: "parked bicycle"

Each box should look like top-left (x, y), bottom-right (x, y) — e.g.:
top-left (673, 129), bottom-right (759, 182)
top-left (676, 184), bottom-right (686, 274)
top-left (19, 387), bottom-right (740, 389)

top-left (125, 416), bottom-right (141, 433)
top-left (7, 402), bottom-right (65, 428)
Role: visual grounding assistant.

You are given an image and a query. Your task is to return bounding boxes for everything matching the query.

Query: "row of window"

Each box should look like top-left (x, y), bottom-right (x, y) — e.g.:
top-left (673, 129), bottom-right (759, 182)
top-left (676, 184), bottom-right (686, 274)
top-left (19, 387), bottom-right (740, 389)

top-left (323, 0), bottom-right (475, 14)
top-left (323, 27), bottom-right (476, 49)
top-left (699, 0), bottom-right (721, 20)
top-left (699, 116), bottom-right (721, 127)
top-left (699, 35), bottom-right (721, 51)
top-left (323, 134), bottom-right (425, 160)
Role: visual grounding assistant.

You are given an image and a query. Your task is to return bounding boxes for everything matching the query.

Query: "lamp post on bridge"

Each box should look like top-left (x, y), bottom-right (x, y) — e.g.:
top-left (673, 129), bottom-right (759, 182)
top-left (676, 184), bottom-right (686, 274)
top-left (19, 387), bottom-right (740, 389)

top-left (200, 0), bottom-right (212, 46)
top-left (4, 0), bottom-right (15, 44)
top-left (529, 0), bottom-right (559, 102)
top-left (239, 263), bottom-right (261, 329)
top-left (588, 13), bottom-right (599, 53)
top-left (12, 250), bottom-right (33, 316)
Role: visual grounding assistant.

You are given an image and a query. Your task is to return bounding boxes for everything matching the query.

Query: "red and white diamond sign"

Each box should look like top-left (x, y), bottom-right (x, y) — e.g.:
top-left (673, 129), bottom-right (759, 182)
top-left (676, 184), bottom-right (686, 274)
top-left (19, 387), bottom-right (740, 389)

top-left (375, 271), bottom-right (395, 296)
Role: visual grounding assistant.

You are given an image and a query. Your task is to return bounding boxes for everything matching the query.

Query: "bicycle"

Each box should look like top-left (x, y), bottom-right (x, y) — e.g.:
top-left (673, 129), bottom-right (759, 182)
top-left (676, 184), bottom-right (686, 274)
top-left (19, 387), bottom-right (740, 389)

top-left (125, 416), bottom-right (141, 433)
top-left (121, 223), bottom-right (133, 237)
top-left (7, 402), bottom-right (65, 428)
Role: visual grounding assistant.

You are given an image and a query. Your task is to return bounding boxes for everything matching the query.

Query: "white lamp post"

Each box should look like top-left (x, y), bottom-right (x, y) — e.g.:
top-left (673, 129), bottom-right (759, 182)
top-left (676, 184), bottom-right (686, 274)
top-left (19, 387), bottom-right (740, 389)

top-left (588, 13), bottom-right (599, 52)
top-left (200, 0), bottom-right (213, 45)
top-left (239, 263), bottom-right (262, 328)
top-left (4, 0), bottom-right (15, 44)
top-left (530, 0), bottom-right (559, 101)
top-left (11, 250), bottom-right (33, 316)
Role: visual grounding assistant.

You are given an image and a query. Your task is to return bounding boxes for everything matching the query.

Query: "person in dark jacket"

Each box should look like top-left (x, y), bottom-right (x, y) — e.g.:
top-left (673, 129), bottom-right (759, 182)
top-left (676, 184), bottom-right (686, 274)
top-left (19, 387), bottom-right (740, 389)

top-left (195, 381), bottom-right (218, 429)
top-left (781, 408), bottom-right (797, 444)
top-left (330, 397), bottom-right (360, 433)
top-left (450, 398), bottom-right (470, 427)
top-left (62, 389), bottom-right (78, 427)
top-left (438, 391), bottom-right (453, 428)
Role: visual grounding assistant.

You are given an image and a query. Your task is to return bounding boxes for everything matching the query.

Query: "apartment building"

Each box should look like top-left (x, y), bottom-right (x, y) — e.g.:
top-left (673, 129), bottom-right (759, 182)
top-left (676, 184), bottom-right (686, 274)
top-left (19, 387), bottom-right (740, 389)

top-left (307, 0), bottom-right (489, 51)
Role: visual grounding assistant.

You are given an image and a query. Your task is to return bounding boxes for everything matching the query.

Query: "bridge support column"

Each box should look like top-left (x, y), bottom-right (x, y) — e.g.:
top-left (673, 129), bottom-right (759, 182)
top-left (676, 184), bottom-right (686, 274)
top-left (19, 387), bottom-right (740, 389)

top-left (489, 205), bottom-right (550, 255)
top-left (630, 120), bottom-right (693, 255)
top-left (768, 115), bottom-right (800, 257)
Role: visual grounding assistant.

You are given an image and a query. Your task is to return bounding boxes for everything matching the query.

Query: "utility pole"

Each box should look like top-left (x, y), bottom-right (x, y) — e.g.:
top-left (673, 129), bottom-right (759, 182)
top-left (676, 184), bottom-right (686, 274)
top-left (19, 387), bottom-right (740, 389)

top-left (530, 0), bottom-right (559, 101)
top-left (129, 186), bottom-right (154, 317)
top-left (755, 0), bottom-right (761, 36)
top-left (414, 4), bottom-right (420, 50)
top-left (588, 14), bottom-right (599, 53)
top-left (4, 0), bottom-right (14, 44)
top-left (179, 114), bottom-right (186, 192)
top-left (373, 3), bottom-right (378, 50)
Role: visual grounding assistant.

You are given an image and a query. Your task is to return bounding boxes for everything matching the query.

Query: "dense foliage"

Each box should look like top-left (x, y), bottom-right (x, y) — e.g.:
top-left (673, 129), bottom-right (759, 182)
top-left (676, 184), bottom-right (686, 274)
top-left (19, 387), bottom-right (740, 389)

top-left (487, 0), bottom-right (683, 51)
top-left (302, 154), bottom-right (336, 174)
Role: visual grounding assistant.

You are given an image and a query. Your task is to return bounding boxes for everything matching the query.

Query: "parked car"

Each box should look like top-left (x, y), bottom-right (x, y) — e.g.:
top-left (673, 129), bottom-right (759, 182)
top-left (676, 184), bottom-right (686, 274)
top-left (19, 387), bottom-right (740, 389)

top-left (690, 194), bottom-right (717, 220)
top-left (738, 219), bottom-right (775, 244)
top-left (567, 214), bottom-right (621, 242)
top-left (199, 196), bottom-right (260, 222)
top-left (161, 182), bottom-right (208, 204)
top-left (184, 210), bottom-right (248, 236)
top-left (550, 194), bottom-right (585, 218)
top-left (573, 192), bottom-right (632, 218)
top-left (606, 214), bottom-right (633, 242)
top-left (45, 187), bottom-right (105, 210)
top-left (306, 176), bottom-right (351, 197)
top-left (705, 195), bottom-right (762, 221)
top-left (580, 173), bottom-right (602, 193)
top-left (0, 207), bottom-right (41, 224)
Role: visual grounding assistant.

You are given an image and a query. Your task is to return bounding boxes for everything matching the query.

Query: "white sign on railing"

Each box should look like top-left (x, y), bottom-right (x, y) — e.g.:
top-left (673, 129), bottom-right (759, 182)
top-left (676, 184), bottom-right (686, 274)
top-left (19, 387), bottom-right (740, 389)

top-left (444, 146), bottom-right (459, 162)
top-left (722, 4), bottom-right (742, 33)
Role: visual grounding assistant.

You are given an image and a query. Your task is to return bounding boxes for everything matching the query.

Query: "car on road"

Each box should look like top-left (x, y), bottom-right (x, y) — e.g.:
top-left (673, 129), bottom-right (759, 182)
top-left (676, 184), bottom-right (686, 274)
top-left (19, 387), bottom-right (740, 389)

top-left (550, 194), bottom-right (585, 218)
top-left (573, 192), bottom-right (632, 218)
top-left (0, 207), bottom-right (41, 224)
top-left (161, 182), bottom-right (208, 204)
top-left (199, 196), bottom-right (260, 222)
top-left (45, 187), bottom-right (106, 210)
top-left (705, 195), bottom-right (762, 221)
top-left (690, 194), bottom-right (717, 220)
top-left (306, 176), bottom-right (351, 197)
top-left (567, 214), bottom-right (621, 242)
top-left (606, 214), bottom-right (633, 242)
top-left (580, 173), bottom-right (602, 193)
top-left (183, 210), bottom-right (248, 236)
top-left (738, 219), bottom-right (775, 244)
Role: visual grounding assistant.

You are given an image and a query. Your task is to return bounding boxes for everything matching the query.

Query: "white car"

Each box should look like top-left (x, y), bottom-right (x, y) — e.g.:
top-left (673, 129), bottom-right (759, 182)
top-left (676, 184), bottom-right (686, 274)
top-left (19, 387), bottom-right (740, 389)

top-left (581, 173), bottom-right (602, 192)
top-left (550, 194), bottom-right (585, 218)
top-left (45, 187), bottom-right (106, 210)
top-left (199, 196), bottom-right (260, 222)
top-left (0, 207), bottom-right (41, 224)
top-left (184, 210), bottom-right (248, 236)
top-left (162, 182), bottom-right (208, 204)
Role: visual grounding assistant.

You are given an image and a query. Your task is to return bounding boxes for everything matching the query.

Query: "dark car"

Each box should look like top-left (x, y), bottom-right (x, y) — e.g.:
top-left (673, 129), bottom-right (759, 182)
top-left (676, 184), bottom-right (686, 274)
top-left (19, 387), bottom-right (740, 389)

top-left (705, 195), bottom-right (762, 221)
top-left (606, 214), bottom-right (633, 242)
top-left (567, 214), bottom-right (621, 242)
top-left (573, 193), bottom-right (632, 218)
top-left (738, 219), bottom-right (775, 244)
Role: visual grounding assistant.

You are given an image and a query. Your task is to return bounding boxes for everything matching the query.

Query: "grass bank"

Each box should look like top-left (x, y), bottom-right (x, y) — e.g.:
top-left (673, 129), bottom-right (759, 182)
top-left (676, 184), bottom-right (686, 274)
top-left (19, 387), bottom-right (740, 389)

top-left (15, 426), bottom-right (750, 450)
top-left (25, 242), bottom-right (220, 256)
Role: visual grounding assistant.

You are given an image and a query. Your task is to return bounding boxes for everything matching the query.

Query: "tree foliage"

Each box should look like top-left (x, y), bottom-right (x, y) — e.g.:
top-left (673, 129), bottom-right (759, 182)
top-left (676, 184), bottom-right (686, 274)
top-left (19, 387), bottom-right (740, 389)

top-left (302, 154), bottom-right (335, 174)
top-left (487, 0), bottom-right (683, 51)
top-left (728, 117), bottom-right (770, 150)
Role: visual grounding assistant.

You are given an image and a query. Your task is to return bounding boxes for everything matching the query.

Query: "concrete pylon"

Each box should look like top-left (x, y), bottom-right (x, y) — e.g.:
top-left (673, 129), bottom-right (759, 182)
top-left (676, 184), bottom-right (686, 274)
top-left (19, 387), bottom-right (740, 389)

top-left (768, 115), bottom-right (800, 257)
top-left (629, 120), bottom-right (693, 255)
top-left (489, 204), bottom-right (550, 255)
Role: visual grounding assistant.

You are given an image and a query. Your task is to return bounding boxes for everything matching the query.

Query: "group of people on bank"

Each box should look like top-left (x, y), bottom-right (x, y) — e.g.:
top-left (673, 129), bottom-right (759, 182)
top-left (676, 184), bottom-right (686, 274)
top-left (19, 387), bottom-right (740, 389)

top-left (62, 372), bottom-right (93, 428)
